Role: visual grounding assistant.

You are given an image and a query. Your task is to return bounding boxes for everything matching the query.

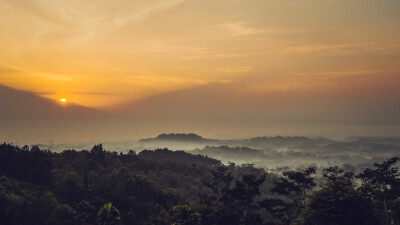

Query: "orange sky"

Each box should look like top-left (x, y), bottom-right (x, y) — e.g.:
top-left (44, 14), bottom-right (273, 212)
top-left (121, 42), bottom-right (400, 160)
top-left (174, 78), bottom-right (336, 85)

top-left (0, 0), bottom-right (399, 111)
top-left (2, 0), bottom-right (400, 189)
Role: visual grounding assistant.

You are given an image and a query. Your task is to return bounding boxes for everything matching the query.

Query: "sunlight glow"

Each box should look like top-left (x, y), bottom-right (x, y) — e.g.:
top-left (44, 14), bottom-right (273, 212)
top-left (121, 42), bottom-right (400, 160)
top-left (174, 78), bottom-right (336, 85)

top-left (0, 0), bottom-right (399, 109)
top-left (60, 99), bottom-right (67, 102)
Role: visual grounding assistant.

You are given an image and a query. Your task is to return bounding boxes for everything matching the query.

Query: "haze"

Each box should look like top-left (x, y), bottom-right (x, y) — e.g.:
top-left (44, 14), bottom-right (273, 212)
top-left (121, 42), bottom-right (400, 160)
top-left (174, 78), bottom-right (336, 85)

top-left (1, 0), bottom-right (400, 142)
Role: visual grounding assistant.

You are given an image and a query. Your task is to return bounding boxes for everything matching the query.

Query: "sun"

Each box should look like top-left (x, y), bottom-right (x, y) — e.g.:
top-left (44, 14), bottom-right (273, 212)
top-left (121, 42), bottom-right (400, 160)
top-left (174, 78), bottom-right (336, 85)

top-left (60, 98), bottom-right (67, 102)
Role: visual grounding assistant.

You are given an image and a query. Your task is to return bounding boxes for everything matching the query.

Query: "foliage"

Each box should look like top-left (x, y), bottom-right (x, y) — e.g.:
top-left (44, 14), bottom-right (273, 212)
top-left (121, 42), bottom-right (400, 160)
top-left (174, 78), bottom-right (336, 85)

top-left (0, 142), bottom-right (399, 225)
top-left (298, 179), bottom-right (378, 225)
top-left (98, 203), bottom-right (121, 225)
top-left (357, 157), bottom-right (400, 224)
top-left (269, 166), bottom-right (316, 223)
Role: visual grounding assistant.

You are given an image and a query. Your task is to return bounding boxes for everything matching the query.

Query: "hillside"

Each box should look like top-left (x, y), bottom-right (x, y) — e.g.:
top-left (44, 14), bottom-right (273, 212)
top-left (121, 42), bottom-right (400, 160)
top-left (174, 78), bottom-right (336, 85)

top-left (0, 84), bottom-right (98, 119)
top-left (191, 146), bottom-right (267, 163)
top-left (1, 143), bottom-right (399, 225)
top-left (139, 133), bottom-right (207, 143)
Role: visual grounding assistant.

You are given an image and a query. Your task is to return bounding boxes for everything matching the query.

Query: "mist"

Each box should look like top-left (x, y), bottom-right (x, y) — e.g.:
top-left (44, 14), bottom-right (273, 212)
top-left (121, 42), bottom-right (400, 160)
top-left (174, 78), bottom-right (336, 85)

top-left (1, 83), bottom-right (400, 145)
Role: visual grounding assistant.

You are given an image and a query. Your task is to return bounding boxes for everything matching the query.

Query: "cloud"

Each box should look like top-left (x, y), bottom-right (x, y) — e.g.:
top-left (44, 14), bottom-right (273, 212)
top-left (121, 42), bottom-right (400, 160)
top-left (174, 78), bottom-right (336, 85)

top-left (0, 64), bottom-right (75, 82)
top-left (32, 91), bottom-right (121, 96)
top-left (293, 70), bottom-right (390, 79)
top-left (3, 0), bottom-right (73, 27)
top-left (2, 0), bottom-right (189, 45)
top-left (217, 22), bottom-right (266, 36)
top-left (1, 0), bottom-right (399, 113)
top-left (284, 43), bottom-right (376, 53)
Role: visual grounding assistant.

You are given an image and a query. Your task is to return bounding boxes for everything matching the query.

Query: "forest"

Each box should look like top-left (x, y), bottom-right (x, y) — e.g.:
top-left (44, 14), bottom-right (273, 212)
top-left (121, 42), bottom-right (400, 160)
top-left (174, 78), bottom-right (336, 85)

top-left (0, 142), bottom-right (400, 225)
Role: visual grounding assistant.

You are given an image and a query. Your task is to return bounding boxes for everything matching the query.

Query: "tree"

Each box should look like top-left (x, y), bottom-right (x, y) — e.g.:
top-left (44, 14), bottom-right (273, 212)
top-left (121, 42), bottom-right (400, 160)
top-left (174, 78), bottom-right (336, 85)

top-left (98, 203), bottom-right (121, 225)
top-left (323, 166), bottom-right (354, 182)
top-left (272, 167), bottom-right (316, 206)
top-left (91, 144), bottom-right (105, 161)
top-left (270, 166), bottom-right (316, 223)
top-left (199, 165), bottom-right (266, 225)
top-left (299, 178), bottom-right (379, 225)
top-left (357, 157), bottom-right (400, 224)
top-left (393, 197), bottom-right (400, 224)
top-left (170, 204), bottom-right (201, 225)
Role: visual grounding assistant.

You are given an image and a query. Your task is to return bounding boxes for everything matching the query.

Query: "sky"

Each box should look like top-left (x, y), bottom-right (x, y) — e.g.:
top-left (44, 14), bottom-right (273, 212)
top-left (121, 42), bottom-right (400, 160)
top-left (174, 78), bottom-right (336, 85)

top-left (1, 0), bottom-right (400, 140)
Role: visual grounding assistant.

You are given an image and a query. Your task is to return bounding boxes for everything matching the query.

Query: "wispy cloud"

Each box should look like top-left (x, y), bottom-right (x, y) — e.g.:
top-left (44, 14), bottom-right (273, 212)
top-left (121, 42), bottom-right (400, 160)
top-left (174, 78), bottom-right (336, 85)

top-left (3, 0), bottom-right (189, 44)
top-left (1, 0), bottom-right (399, 109)
top-left (284, 42), bottom-right (376, 53)
top-left (217, 22), bottom-right (265, 36)
top-left (4, 0), bottom-right (74, 27)
top-left (0, 64), bottom-right (75, 82)
top-left (294, 70), bottom-right (387, 78)
top-left (33, 91), bottom-right (121, 96)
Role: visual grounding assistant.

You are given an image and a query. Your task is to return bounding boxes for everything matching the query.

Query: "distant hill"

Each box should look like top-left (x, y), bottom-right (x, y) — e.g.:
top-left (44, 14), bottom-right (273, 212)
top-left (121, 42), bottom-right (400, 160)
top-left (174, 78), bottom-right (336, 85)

top-left (139, 133), bottom-right (208, 143)
top-left (0, 84), bottom-right (103, 142)
top-left (138, 133), bottom-right (333, 151)
top-left (0, 84), bottom-right (98, 119)
top-left (138, 148), bottom-right (221, 167)
top-left (191, 145), bottom-right (267, 163)
top-left (137, 133), bottom-right (227, 152)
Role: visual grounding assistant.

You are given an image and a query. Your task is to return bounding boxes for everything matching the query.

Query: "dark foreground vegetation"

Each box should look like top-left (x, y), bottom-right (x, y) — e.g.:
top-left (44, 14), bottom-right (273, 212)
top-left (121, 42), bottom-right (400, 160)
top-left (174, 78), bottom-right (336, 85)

top-left (0, 142), bottom-right (399, 225)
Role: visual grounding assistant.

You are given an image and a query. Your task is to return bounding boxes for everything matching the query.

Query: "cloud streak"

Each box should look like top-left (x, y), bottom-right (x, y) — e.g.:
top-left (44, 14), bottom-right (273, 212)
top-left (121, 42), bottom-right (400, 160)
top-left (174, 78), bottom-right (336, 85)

top-left (0, 0), bottom-right (399, 119)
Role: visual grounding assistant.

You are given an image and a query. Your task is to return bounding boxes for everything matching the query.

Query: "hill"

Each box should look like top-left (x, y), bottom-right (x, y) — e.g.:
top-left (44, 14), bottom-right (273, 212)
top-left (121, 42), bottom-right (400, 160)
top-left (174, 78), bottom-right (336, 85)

top-left (140, 133), bottom-right (206, 143)
top-left (0, 84), bottom-right (98, 119)
top-left (191, 145), bottom-right (267, 163)
top-left (1, 143), bottom-right (399, 225)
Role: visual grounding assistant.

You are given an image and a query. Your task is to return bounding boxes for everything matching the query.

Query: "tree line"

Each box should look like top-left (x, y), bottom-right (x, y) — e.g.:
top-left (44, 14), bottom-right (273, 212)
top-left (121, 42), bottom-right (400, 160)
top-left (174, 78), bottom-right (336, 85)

top-left (0, 142), bottom-right (399, 225)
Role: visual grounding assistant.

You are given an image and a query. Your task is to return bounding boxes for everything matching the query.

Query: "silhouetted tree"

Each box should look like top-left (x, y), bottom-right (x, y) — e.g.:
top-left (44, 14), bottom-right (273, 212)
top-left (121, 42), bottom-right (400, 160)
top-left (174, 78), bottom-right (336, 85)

top-left (323, 166), bottom-right (354, 182)
top-left (298, 178), bottom-right (379, 225)
top-left (199, 165), bottom-right (266, 225)
top-left (98, 203), bottom-right (121, 225)
top-left (268, 166), bottom-right (316, 224)
top-left (357, 157), bottom-right (400, 224)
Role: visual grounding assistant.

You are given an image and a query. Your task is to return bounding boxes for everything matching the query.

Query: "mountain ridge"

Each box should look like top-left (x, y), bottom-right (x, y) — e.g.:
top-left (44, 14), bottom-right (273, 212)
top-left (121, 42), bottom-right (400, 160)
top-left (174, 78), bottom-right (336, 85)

top-left (0, 84), bottom-right (99, 119)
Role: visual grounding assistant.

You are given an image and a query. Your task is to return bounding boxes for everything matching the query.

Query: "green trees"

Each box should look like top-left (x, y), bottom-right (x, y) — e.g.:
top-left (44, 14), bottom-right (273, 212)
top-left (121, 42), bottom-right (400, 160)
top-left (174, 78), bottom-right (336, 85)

top-left (263, 159), bottom-right (400, 225)
top-left (357, 157), bottom-right (400, 224)
top-left (0, 143), bottom-right (53, 186)
top-left (267, 166), bottom-right (316, 224)
top-left (0, 183), bottom-right (76, 225)
top-left (294, 158), bottom-right (400, 225)
top-left (299, 178), bottom-right (378, 225)
top-left (140, 163), bottom-right (268, 225)
top-left (196, 165), bottom-right (267, 225)
top-left (272, 166), bottom-right (316, 206)
top-left (1, 142), bottom-right (400, 225)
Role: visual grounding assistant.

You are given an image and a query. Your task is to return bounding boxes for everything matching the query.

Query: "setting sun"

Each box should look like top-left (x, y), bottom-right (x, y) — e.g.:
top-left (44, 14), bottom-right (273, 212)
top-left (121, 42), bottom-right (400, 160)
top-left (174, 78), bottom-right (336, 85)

top-left (1, 1), bottom-right (400, 223)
